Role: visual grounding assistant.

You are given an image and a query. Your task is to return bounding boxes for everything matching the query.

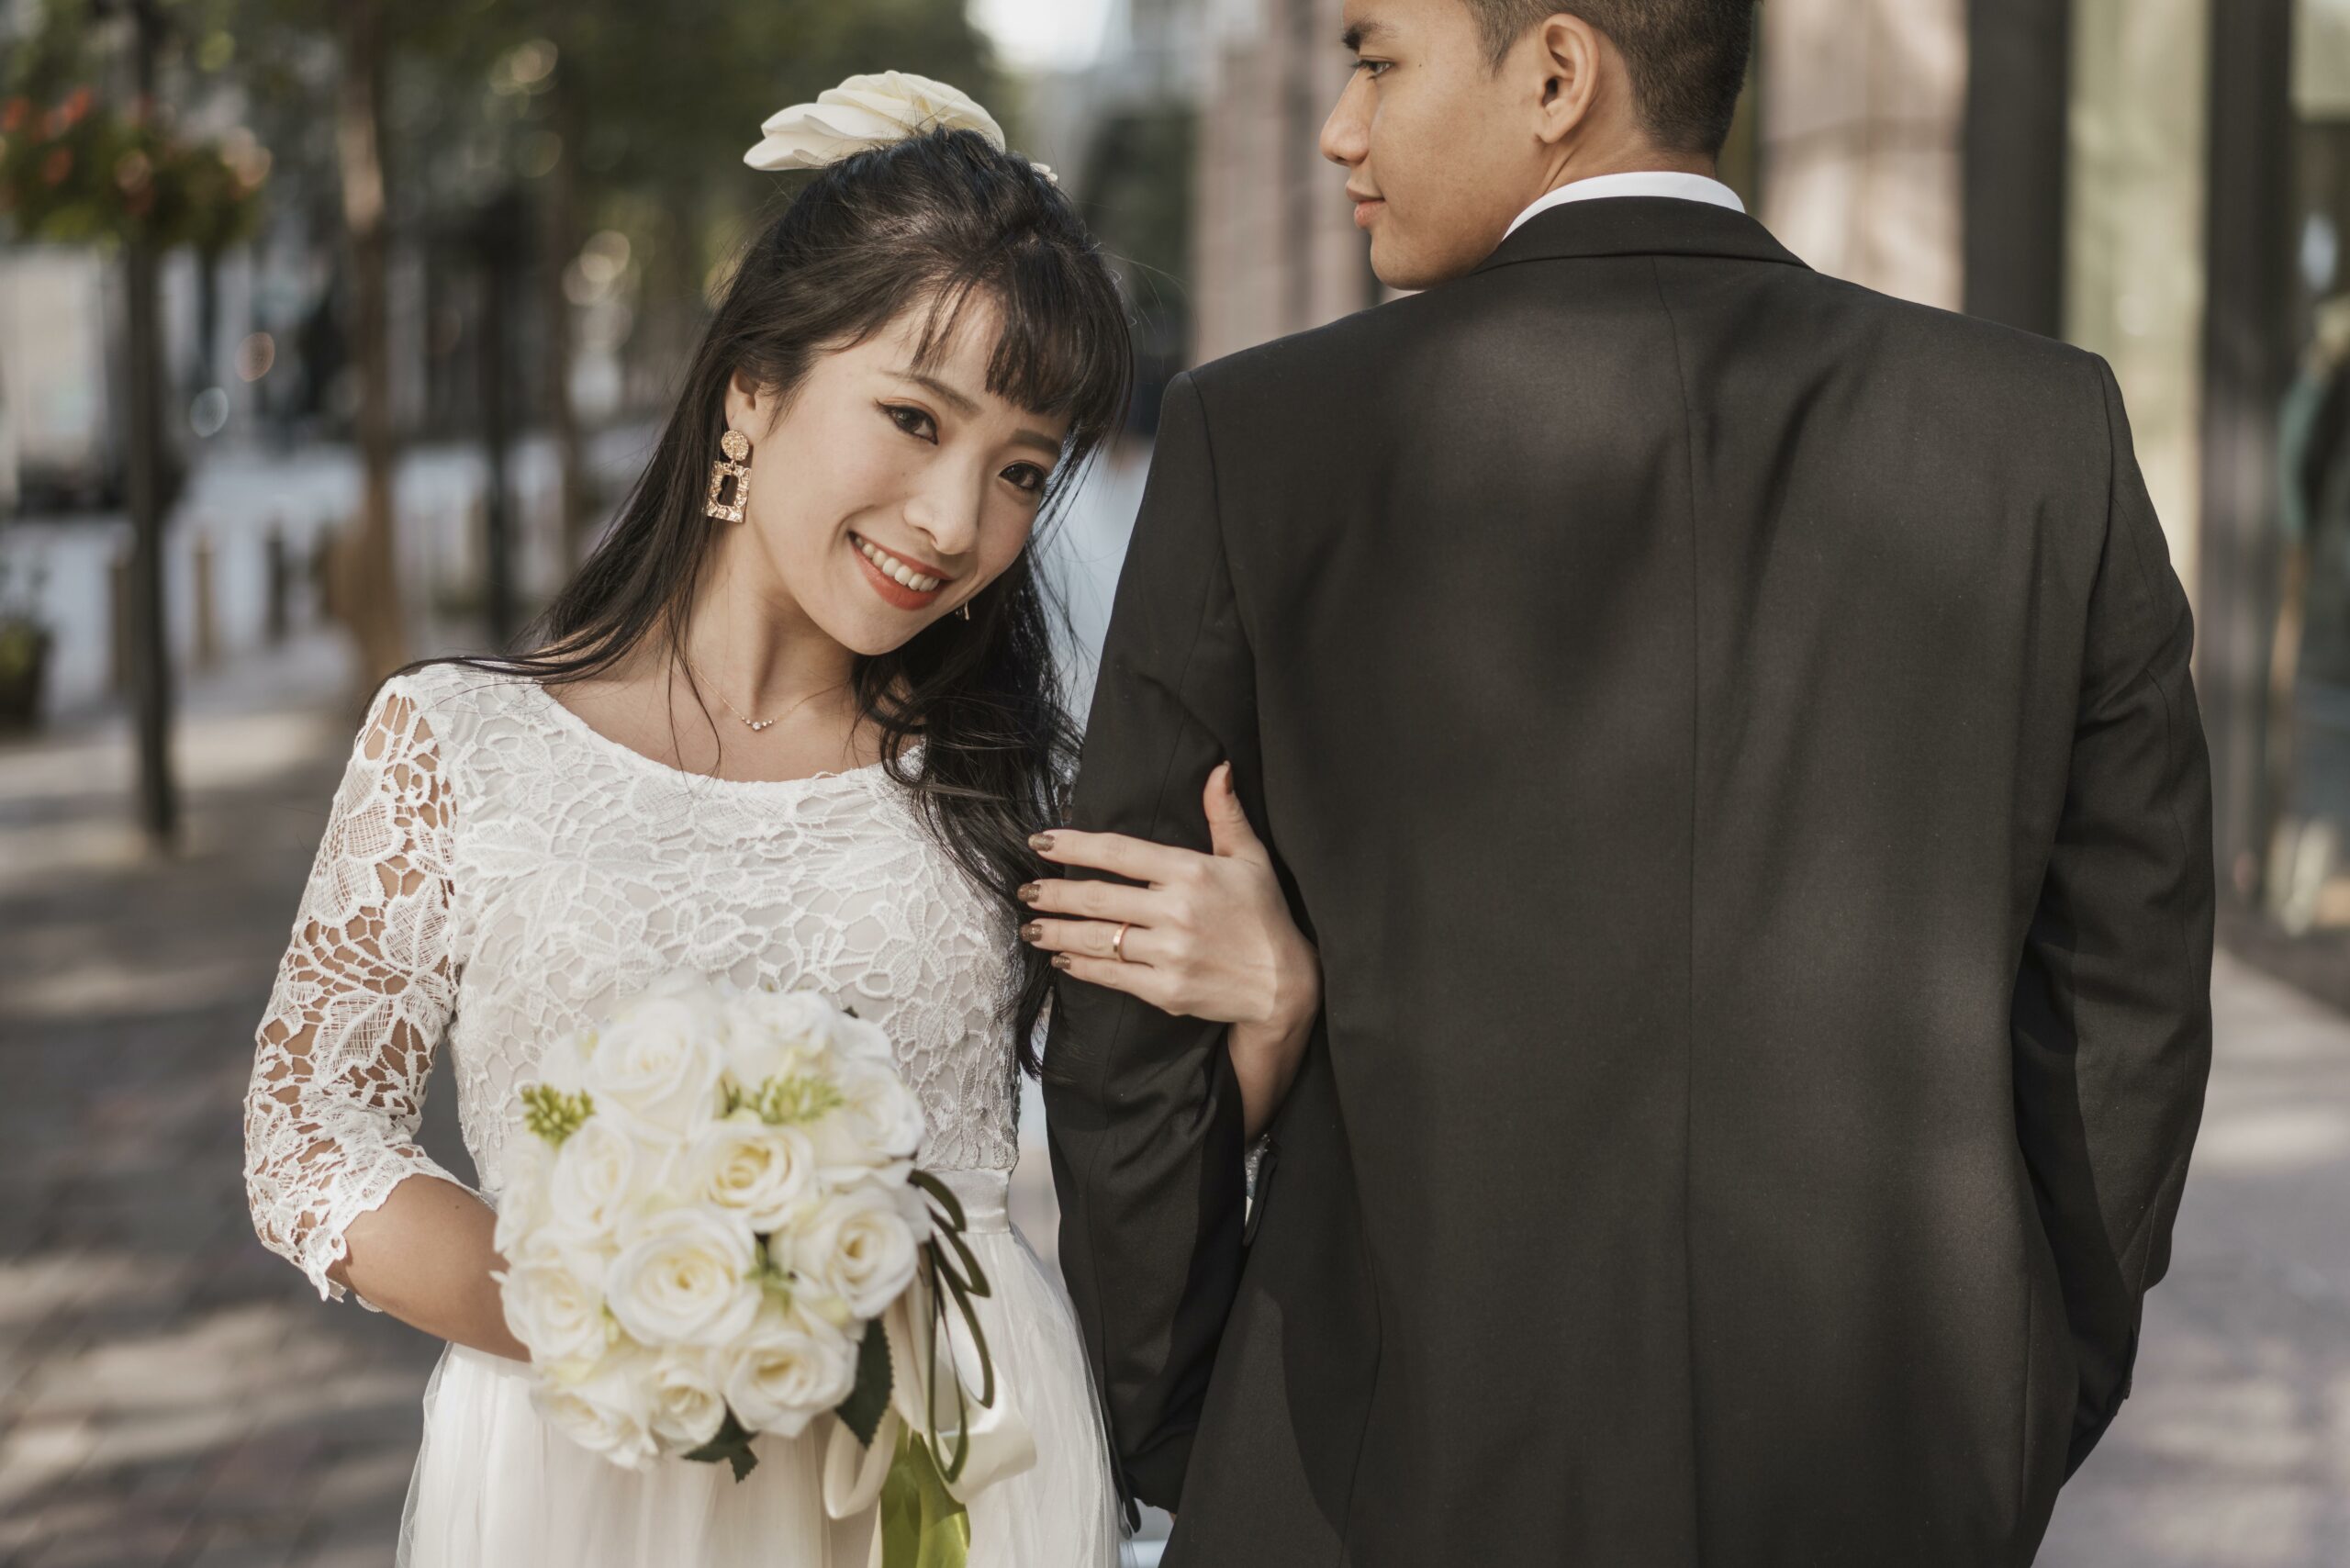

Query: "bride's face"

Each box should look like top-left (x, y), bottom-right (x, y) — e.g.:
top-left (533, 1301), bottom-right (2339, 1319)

top-left (721, 297), bottom-right (1071, 658)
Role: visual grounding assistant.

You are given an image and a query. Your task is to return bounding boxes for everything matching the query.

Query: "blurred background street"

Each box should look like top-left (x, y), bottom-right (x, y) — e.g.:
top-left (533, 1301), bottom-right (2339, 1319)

top-left (3, 0), bottom-right (2347, 1562)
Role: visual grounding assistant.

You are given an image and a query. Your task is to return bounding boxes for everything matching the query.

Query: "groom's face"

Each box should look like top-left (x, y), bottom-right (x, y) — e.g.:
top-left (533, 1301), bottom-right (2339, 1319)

top-left (1322, 0), bottom-right (1553, 289)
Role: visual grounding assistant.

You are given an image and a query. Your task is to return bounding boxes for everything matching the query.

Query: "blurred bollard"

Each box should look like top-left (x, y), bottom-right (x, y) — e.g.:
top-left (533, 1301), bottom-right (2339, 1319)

top-left (192, 529), bottom-right (219, 671)
top-left (265, 524), bottom-right (291, 645)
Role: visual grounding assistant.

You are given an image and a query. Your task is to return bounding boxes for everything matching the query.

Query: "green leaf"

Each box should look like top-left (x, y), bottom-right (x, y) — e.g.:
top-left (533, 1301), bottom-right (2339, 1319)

top-left (934, 1224), bottom-right (990, 1302)
top-left (681, 1411), bottom-right (760, 1482)
top-left (935, 1265), bottom-right (996, 1413)
top-left (908, 1170), bottom-right (967, 1234)
top-left (835, 1317), bottom-right (893, 1447)
top-left (877, 1428), bottom-right (971, 1568)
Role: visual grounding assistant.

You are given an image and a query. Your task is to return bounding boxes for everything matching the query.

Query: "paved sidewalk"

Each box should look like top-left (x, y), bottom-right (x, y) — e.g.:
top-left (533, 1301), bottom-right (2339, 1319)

top-left (1, 648), bottom-right (2344, 1566)
top-left (2041, 951), bottom-right (2350, 1565)
top-left (0, 640), bottom-right (455, 1568)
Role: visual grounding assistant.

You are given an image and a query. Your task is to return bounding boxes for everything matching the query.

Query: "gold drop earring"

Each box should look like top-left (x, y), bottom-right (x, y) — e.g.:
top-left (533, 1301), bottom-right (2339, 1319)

top-left (705, 429), bottom-right (751, 522)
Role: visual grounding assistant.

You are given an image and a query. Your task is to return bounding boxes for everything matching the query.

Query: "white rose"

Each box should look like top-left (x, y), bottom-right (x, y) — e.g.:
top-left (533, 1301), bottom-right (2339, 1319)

top-left (782, 1185), bottom-right (921, 1320)
top-left (498, 1237), bottom-right (612, 1368)
top-left (722, 1302), bottom-right (857, 1438)
top-left (722, 990), bottom-right (839, 1090)
top-left (588, 985), bottom-right (726, 1136)
top-left (645, 1344), bottom-right (730, 1450)
top-left (688, 1115), bottom-right (818, 1233)
top-left (604, 1206), bottom-right (762, 1349)
top-left (824, 1006), bottom-right (896, 1068)
top-left (533, 1025), bottom-right (597, 1097)
top-left (491, 1135), bottom-right (557, 1258)
top-left (744, 73), bottom-right (1006, 171)
top-left (831, 1056), bottom-right (925, 1165)
top-left (531, 1344), bottom-right (659, 1470)
top-left (548, 1118), bottom-right (652, 1238)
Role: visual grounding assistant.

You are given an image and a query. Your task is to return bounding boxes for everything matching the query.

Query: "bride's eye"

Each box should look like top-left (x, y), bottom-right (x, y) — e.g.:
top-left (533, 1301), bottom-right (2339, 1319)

top-left (1003, 463), bottom-right (1047, 497)
top-left (882, 403), bottom-right (937, 442)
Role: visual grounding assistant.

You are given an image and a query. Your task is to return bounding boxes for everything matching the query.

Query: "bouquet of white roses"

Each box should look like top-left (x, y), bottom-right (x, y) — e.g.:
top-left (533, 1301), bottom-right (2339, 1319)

top-left (494, 974), bottom-right (1024, 1563)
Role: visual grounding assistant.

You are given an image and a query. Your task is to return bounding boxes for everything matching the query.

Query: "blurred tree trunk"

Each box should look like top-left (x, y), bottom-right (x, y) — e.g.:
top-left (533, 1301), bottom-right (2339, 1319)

top-left (123, 0), bottom-right (176, 850)
top-left (542, 19), bottom-right (588, 567)
top-left (333, 0), bottom-right (405, 692)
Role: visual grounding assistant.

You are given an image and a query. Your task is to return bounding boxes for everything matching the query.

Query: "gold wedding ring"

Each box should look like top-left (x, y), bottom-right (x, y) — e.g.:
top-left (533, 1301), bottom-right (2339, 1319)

top-left (1112, 922), bottom-right (1131, 963)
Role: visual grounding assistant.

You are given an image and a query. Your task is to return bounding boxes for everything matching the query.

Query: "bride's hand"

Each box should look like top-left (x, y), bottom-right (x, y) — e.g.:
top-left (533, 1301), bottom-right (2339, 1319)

top-left (1022, 764), bottom-right (1318, 1141)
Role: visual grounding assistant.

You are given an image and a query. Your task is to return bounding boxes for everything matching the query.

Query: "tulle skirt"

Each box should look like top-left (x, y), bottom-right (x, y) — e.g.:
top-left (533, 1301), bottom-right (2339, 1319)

top-left (397, 1171), bottom-right (1121, 1567)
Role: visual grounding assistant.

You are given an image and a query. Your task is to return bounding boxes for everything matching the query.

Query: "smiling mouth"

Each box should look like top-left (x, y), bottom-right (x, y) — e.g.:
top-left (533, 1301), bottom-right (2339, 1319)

top-left (850, 532), bottom-right (952, 610)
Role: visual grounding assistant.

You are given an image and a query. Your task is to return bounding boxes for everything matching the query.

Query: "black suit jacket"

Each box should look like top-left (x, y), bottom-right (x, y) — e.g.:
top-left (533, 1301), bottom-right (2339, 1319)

top-left (1043, 198), bottom-right (2213, 1567)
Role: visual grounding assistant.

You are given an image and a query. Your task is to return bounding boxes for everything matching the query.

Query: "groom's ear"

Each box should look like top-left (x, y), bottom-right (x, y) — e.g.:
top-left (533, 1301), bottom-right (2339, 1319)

top-left (1529, 13), bottom-right (1605, 147)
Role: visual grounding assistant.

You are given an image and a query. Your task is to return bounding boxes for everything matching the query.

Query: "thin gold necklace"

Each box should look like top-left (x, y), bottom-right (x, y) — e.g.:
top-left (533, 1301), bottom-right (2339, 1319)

top-left (685, 655), bottom-right (817, 734)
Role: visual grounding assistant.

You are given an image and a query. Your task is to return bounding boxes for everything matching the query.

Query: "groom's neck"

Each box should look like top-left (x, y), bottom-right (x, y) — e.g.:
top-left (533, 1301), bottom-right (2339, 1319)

top-left (1528, 139), bottom-right (1718, 204)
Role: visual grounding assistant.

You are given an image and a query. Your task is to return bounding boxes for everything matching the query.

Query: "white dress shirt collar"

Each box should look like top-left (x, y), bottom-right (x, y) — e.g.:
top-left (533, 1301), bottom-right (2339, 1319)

top-left (1503, 171), bottom-right (1747, 241)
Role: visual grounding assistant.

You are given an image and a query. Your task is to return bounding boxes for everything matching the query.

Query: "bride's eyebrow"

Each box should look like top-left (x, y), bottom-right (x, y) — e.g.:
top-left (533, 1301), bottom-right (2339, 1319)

top-left (892, 367), bottom-right (981, 418)
top-left (891, 368), bottom-right (1063, 460)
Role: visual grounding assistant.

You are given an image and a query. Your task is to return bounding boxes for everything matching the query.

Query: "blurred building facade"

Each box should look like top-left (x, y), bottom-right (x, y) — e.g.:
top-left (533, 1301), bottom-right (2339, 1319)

top-left (1172, 0), bottom-right (2348, 986)
top-left (1772, 0), bottom-right (2342, 986)
top-left (1190, 0), bottom-right (1377, 360)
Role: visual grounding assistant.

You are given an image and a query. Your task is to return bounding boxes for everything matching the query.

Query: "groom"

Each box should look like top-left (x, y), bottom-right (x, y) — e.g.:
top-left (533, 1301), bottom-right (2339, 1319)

top-left (1044, 2), bottom-right (2213, 1563)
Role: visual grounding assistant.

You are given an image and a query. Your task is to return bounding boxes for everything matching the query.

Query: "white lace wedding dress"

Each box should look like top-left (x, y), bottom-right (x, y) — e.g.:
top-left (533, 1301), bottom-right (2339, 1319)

top-left (241, 661), bottom-right (1120, 1567)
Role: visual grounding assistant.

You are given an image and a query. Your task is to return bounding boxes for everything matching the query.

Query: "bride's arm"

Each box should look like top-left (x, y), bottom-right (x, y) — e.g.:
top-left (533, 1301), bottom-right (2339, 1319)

top-left (243, 678), bottom-right (525, 1361)
top-left (1021, 763), bottom-right (1319, 1141)
top-left (330, 1176), bottom-right (521, 1357)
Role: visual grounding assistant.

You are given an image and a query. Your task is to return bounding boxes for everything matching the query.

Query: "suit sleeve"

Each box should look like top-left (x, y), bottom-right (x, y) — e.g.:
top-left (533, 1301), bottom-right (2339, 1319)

top-left (2012, 356), bottom-right (2215, 1478)
top-left (1043, 371), bottom-right (1258, 1511)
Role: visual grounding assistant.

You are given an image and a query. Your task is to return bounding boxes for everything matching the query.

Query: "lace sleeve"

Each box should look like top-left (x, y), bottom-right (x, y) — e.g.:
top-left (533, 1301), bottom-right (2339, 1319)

top-left (242, 677), bottom-right (469, 1305)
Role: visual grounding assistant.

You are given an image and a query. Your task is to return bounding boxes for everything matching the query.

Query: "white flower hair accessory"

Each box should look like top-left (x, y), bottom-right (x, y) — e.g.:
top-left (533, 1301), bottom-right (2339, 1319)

top-left (744, 71), bottom-right (1056, 184)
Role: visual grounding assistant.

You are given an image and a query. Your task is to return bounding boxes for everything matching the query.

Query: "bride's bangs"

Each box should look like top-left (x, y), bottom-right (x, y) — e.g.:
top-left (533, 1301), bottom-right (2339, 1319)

top-left (903, 258), bottom-right (1130, 501)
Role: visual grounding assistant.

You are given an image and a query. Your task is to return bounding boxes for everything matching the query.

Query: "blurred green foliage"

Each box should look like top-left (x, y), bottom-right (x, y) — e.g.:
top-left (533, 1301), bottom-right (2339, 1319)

top-left (209, 0), bottom-right (1004, 335)
top-left (1, 0), bottom-right (1005, 372)
top-left (0, 6), bottom-right (264, 252)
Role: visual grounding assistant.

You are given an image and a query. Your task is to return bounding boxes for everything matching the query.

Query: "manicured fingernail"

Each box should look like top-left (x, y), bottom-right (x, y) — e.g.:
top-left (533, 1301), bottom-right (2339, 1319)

top-left (1017, 882), bottom-right (1041, 904)
top-left (1051, 953), bottom-right (1072, 970)
top-left (1029, 833), bottom-right (1056, 852)
top-left (1020, 922), bottom-right (1042, 943)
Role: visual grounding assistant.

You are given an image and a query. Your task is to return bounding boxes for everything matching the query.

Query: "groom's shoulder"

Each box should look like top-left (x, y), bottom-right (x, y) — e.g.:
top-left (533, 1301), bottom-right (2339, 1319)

top-left (1182, 292), bottom-right (1434, 409)
top-left (1796, 266), bottom-right (2110, 395)
top-left (1180, 258), bottom-right (2115, 432)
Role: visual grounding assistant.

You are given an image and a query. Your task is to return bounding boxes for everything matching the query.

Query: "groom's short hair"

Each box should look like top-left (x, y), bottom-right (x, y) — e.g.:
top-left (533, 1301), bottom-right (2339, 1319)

top-left (1465, 1), bottom-right (1756, 155)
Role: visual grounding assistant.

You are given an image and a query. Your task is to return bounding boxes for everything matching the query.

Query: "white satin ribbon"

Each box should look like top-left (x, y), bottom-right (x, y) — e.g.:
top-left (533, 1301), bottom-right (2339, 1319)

top-left (822, 1174), bottom-right (1035, 1554)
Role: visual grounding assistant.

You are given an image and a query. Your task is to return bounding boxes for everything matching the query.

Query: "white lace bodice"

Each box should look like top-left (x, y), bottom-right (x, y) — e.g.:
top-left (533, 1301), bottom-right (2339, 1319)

top-left (242, 662), bottom-right (1022, 1304)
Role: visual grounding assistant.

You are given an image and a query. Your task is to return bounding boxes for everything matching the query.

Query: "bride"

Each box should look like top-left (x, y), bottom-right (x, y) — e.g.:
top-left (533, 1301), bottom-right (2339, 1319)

top-left (240, 77), bottom-right (1319, 1567)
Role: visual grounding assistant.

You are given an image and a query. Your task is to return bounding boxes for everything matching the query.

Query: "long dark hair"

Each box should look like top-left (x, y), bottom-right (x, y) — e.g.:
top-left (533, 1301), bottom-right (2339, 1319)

top-left (420, 129), bottom-right (1131, 1072)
